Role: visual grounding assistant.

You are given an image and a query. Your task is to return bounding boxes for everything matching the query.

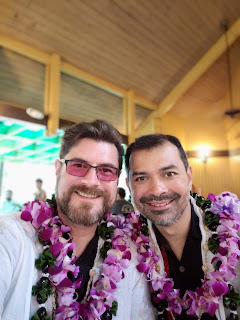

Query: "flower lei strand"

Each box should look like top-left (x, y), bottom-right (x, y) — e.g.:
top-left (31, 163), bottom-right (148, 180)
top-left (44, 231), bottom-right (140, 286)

top-left (127, 191), bottom-right (240, 320)
top-left (21, 195), bottom-right (132, 320)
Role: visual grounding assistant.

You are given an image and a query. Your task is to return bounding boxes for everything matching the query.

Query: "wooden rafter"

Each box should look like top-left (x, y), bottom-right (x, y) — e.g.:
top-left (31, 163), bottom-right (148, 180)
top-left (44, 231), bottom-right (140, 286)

top-left (136, 18), bottom-right (240, 136)
top-left (0, 34), bottom-right (49, 64)
top-left (0, 34), bottom-right (157, 112)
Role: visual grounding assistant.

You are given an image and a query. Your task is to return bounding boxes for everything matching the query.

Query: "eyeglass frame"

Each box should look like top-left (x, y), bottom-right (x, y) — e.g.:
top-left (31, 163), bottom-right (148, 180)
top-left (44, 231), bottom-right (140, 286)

top-left (59, 158), bottom-right (121, 181)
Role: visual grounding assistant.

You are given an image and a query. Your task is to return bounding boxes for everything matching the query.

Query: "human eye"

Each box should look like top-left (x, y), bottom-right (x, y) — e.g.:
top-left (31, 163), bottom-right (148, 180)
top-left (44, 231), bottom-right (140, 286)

top-left (134, 176), bottom-right (146, 182)
top-left (70, 161), bottom-right (84, 168)
top-left (99, 166), bottom-right (115, 175)
top-left (165, 171), bottom-right (176, 178)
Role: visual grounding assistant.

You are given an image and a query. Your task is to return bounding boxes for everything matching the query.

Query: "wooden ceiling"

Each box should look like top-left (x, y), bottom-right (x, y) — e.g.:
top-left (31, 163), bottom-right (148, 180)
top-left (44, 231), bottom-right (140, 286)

top-left (0, 0), bottom-right (240, 135)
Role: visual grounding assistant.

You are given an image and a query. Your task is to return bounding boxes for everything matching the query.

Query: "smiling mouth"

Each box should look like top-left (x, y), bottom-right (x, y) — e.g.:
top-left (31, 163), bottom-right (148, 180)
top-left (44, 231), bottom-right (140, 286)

top-left (146, 199), bottom-right (174, 207)
top-left (75, 191), bottom-right (100, 199)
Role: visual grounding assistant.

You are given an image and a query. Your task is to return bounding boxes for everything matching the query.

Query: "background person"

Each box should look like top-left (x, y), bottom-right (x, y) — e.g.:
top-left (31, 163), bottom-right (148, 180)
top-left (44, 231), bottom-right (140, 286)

top-left (125, 134), bottom-right (240, 320)
top-left (34, 178), bottom-right (47, 202)
top-left (0, 120), bottom-right (154, 320)
top-left (111, 187), bottom-right (134, 215)
top-left (0, 190), bottom-right (23, 215)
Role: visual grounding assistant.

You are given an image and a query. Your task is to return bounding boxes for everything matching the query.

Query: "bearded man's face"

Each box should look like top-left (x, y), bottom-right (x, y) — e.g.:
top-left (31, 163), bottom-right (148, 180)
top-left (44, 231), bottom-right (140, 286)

top-left (55, 138), bottom-right (119, 226)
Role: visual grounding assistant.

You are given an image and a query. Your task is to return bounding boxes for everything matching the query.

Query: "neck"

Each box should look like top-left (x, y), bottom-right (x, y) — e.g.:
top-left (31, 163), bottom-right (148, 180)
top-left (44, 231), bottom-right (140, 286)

top-left (58, 209), bottom-right (98, 258)
top-left (156, 203), bottom-right (191, 261)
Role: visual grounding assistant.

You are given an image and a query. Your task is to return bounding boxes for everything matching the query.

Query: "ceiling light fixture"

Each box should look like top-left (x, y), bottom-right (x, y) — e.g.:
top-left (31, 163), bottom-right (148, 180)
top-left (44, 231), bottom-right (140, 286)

top-left (221, 21), bottom-right (240, 118)
top-left (26, 107), bottom-right (45, 120)
top-left (197, 146), bottom-right (211, 163)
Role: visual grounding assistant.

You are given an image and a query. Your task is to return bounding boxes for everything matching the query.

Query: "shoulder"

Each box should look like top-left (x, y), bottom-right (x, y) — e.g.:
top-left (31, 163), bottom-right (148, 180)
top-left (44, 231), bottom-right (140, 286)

top-left (0, 212), bottom-right (37, 242)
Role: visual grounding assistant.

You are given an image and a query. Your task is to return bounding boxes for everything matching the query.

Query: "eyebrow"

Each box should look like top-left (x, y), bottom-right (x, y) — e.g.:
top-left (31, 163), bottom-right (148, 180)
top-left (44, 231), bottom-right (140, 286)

top-left (68, 158), bottom-right (119, 169)
top-left (160, 164), bottom-right (178, 171)
top-left (132, 171), bottom-right (147, 177)
top-left (132, 164), bottom-right (178, 176)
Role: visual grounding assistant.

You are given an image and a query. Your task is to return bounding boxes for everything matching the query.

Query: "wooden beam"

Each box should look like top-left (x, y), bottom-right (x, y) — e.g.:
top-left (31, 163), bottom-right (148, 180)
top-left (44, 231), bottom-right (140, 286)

top-left (126, 90), bottom-right (135, 145)
top-left (0, 102), bottom-right (48, 126)
top-left (134, 96), bottom-right (158, 110)
top-left (0, 34), bottom-right (157, 112)
top-left (46, 53), bottom-right (61, 136)
top-left (123, 95), bottom-right (128, 136)
top-left (44, 63), bottom-right (50, 115)
top-left (187, 150), bottom-right (229, 158)
top-left (61, 61), bottom-right (157, 110)
top-left (61, 61), bottom-right (127, 98)
top-left (136, 18), bottom-right (240, 136)
top-left (0, 34), bottom-right (49, 64)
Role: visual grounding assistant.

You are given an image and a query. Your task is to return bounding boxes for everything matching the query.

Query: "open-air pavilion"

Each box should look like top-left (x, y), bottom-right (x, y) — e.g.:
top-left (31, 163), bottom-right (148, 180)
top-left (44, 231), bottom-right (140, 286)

top-left (0, 0), bottom-right (240, 198)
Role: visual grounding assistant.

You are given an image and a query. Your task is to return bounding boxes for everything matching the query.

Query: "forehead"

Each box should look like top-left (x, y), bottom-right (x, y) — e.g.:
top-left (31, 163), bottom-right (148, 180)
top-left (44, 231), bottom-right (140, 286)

top-left (129, 142), bottom-right (184, 171)
top-left (65, 138), bottom-right (119, 166)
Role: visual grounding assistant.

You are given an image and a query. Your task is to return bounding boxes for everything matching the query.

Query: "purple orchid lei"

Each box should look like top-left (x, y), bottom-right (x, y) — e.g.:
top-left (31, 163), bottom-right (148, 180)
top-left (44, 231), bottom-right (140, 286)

top-left (127, 192), bottom-right (240, 319)
top-left (20, 196), bottom-right (132, 320)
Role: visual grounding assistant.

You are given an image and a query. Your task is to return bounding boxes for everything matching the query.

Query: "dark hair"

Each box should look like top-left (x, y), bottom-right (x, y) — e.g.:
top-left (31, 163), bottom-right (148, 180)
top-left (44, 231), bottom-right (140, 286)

top-left (125, 134), bottom-right (189, 177)
top-left (60, 120), bottom-right (124, 170)
top-left (36, 179), bottom-right (43, 183)
top-left (118, 187), bottom-right (126, 199)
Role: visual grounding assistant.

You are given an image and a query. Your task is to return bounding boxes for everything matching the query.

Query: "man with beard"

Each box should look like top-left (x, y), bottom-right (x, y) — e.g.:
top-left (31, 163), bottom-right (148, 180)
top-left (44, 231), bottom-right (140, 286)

top-left (125, 134), bottom-right (240, 320)
top-left (0, 120), bottom-right (154, 320)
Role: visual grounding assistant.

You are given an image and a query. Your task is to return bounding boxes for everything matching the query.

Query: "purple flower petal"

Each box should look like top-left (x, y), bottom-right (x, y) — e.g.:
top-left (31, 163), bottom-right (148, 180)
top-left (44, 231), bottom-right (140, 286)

top-left (56, 277), bottom-right (73, 288)
top-left (212, 281), bottom-right (228, 296)
top-left (48, 264), bottom-right (63, 275)
top-left (72, 276), bottom-right (82, 289)
top-left (21, 210), bottom-right (33, 222)
top-left (50, 242), bottom-right (64, 257)
top-left (61, 225), bottom-right (71, 233)
top-left (207, 193), bottom-right (216, 202)
top-left (122, 251), bottom-right (131, 260)
top-left (136, 262), bottom-right (148, 273)
top-left (40, 228), bottom-right (52, 241)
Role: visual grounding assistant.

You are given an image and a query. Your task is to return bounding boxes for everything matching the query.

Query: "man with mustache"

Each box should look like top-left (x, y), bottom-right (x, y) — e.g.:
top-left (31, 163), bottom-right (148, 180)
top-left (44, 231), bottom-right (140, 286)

top-left (125, 134), bottom-right (240, 320)
top-left (0, 120), bottom-right (154, 320)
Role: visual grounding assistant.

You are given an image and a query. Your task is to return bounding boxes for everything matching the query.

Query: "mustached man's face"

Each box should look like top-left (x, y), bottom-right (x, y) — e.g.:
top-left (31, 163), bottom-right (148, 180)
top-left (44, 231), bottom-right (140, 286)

top-left (55, 138), bottom-right (119, 227)
top-left (127, 142), bottom-right (192, 227)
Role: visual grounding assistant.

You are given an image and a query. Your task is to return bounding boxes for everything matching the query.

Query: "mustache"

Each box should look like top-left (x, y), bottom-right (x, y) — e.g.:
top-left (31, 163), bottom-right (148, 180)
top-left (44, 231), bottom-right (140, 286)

top-left (140, 193), bottom-right (180, 204)
top-left (68, 184), bottom-right (107, 197)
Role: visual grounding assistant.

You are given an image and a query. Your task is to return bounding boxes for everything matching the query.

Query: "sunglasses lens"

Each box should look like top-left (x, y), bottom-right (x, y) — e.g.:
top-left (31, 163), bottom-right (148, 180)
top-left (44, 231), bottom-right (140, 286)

top-left (65, 161), bottom-right (119, 181)
top-left (97, 167), bottom-right (118, 181)
top-left (66, 161), bottom-right (89, 177)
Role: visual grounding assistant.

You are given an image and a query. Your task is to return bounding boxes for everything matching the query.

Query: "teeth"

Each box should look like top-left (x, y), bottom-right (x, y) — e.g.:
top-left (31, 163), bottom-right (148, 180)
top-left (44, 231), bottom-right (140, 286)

top-left (149, 201), bottom-right (171, 207)
top-left (76, 191), bottom-right (98, 199)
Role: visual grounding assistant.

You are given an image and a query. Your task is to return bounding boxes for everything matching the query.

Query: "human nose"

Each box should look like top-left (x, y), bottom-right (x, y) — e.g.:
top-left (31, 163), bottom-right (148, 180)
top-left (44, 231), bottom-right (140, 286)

top-left (80, 166), bottom-right (101, 185)
top-left (148, 177), bottom-right (168, 195)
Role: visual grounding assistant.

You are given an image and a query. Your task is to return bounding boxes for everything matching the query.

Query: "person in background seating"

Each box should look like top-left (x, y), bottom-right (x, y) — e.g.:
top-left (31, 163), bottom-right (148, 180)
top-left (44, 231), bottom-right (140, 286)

top-left (34, 178), bottom-right (47, 202)
top-left (111, 187), bottom-right (134, 215)
top-left (0, 190), bottom-right (23, 215)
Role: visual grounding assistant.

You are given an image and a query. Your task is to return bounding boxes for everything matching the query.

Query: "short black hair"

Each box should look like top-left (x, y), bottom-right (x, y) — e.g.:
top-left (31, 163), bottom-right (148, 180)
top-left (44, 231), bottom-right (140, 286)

top-left (36, 178), bottom-right (43, 183)
top-left (60, 120), bottom-right (124, 170)
top-left (125, 134), bottom-right (188, 177)
top-left (118, 187), bottom-right (126, 199)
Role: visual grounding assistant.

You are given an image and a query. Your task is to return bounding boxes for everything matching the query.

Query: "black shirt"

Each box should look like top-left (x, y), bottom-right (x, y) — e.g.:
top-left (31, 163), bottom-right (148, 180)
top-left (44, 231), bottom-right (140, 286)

top-left (75, 232), bottom-right (99, 302)
top-left (153, 205), bottom-right (217, 320)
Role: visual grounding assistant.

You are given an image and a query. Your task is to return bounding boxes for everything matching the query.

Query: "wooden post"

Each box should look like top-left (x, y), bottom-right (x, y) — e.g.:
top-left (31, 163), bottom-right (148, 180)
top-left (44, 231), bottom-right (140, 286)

top-left (45, 53), bottom-right (61, 136)
top-left (125, 90), bottom-right (135, 145)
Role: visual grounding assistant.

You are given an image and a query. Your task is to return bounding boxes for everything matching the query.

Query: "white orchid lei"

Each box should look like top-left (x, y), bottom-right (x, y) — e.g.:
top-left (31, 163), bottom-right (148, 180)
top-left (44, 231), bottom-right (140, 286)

top-left (127, 192), bottom-right (240, 319)
top-left (20, 195), bottom-right (132, 320)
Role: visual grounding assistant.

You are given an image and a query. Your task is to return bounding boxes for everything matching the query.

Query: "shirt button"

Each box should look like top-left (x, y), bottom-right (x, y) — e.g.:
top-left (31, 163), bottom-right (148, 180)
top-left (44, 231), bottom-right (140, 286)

top-left (179, 266), bottom-right (185, 272)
